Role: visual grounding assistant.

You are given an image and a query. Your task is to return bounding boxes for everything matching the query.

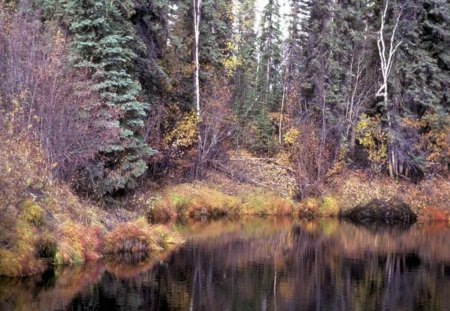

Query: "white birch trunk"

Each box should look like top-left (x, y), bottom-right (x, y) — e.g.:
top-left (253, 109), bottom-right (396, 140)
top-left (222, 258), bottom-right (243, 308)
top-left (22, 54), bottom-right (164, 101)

top-left (376, 0), bottom-right (402, 177)
top-left (193, 0), bottom-right (202, 116)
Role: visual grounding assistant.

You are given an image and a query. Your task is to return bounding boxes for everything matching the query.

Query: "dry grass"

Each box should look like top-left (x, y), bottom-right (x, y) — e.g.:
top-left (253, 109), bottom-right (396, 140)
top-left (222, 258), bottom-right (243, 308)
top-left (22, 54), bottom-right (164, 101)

top-left (0, 135), bottom-right (183, 276)
top-left (104, 218), bottom-right (183, 255)
top-left (135, 183), bottom-right (296, 221)
top-left (54, 221), bottom-right (103, 265)
top-left (241, 190), bottom-right (295, 216)
top-left (134, 183), bottom-right (240, 222)
top-left (296, 196), bottom-right (339, 218)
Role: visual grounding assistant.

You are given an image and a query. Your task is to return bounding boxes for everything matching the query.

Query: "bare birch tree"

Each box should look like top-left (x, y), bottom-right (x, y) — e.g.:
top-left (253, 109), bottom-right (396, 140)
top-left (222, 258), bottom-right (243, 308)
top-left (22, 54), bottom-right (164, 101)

top-left (193, 0), bottom-right (202, 116)
top-left (376, 0), bottom-right (402, 177)
top-left (344, 23), bottom-right (374, 156)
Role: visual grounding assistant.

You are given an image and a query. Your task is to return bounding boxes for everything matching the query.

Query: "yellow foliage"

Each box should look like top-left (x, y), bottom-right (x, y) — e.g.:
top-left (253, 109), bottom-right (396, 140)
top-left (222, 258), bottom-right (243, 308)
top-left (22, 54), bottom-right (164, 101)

top-left (165, 112), bottom-right (198, 148)
top-left (18, 199), bottom-right (45, 227)
top-left (276, 150), bottom-right (292, 166)
top-left (420, 113), bottom-right (450, 166)
top-left (356, 114), bottom-right (390, 169)
top-left (222, 54), bottom-right (242, 77)
top-left (327, 144), bottom-right (347, 176)
top-left (401, 113), bottom-right (449, 171)
top-left (319, 196), bottom-right (339, 217)
top-left (283, 128), bottom-right (300, 146)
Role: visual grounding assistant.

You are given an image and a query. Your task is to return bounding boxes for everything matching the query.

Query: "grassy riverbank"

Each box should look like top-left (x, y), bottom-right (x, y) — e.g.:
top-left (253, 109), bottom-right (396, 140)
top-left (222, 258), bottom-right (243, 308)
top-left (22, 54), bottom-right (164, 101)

top-left (134, 183), bottom-right (296, 222)
top-left (1, 135), bottom-right (448, 277)
top-left (0, 137), bottom-right (183, 277)
top-left (133, 170), bottom-right (450, 224)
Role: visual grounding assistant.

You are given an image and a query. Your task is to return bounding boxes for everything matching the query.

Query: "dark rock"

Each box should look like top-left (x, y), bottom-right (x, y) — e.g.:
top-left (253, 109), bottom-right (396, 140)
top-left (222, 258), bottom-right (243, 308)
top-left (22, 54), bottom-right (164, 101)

top-left (339, 198), bottom-right (417, 225)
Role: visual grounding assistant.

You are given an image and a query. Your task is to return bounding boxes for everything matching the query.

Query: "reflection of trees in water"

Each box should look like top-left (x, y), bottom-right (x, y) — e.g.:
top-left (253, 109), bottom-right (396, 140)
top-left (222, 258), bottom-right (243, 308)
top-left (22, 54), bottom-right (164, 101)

top-left (286, 224), bottom-right (448, 311)
top-left (150, 222), bottom-right (450, 311)
top-left (1, 221), bottom-right (450, 310)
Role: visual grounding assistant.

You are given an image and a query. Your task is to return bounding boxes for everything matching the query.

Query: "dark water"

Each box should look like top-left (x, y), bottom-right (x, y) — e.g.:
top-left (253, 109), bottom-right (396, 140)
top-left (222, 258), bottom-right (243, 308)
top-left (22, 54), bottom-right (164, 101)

top-left (1, 218), bottom-right (450, 311)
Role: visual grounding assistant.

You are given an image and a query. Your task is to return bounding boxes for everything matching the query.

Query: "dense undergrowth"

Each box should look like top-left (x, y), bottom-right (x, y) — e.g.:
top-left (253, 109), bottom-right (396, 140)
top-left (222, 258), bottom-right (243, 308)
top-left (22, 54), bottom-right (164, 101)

top-left (0, 135), bottom-right (182, 277)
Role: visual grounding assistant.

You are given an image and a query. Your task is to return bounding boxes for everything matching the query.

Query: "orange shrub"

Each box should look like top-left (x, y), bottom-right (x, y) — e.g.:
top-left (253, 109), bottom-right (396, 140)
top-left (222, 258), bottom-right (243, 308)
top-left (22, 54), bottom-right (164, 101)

top-left (55, 221), bottom-right (103, 265)
top-left (104, 218), bottom-right (182, 255)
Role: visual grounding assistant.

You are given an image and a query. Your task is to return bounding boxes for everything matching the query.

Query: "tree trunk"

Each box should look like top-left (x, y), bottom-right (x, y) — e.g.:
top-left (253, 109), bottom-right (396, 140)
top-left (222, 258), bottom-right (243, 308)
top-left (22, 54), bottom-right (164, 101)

top-left (193, 0), bottom-right (203, 178)
top-left (376, 0), bottom-right (402, 178)
top-left (193, 0), bottom-right (202, 116)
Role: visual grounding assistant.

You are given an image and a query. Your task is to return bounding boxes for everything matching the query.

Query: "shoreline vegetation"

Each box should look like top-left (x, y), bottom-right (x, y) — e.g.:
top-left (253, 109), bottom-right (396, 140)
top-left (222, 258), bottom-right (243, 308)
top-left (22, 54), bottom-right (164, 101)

top-left (1, 219), bottom-right (450, 311)
top-left (0, 134), bottom-right (448, 277)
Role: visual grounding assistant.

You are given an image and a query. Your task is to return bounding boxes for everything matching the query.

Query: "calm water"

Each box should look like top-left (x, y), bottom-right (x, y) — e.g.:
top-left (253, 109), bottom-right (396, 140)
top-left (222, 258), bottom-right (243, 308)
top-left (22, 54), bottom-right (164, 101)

top-left (1, 218), bottom-right (450, 311)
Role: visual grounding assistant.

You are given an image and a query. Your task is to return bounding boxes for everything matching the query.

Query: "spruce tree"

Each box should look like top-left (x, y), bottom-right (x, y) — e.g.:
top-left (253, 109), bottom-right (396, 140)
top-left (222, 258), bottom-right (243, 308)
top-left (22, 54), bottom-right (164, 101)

top-left (257, 0), bottom-right (283, 111)
top-left (388, 0), bottom-right (450, 176)
top-left (232, 0), bottom-right (259, 146)
top-left (57, 0), bottom-right (154, 195)
top-left (282, 0), bottom-right (309, 119)
top-left (200, 0), bottom-right (233, 76)
top-left (249, 0), bottom-right (283, 154)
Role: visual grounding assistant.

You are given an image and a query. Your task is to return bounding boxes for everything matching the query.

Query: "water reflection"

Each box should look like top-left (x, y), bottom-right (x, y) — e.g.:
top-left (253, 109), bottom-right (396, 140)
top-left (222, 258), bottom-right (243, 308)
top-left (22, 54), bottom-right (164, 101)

top-left (1, 219), bottom-right (449, 311)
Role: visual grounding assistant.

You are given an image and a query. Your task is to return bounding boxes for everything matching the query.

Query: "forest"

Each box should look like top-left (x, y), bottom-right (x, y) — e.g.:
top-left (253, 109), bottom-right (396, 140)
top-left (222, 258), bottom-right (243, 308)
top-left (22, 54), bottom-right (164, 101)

top-left (0, 0), bottom-right (449, 278)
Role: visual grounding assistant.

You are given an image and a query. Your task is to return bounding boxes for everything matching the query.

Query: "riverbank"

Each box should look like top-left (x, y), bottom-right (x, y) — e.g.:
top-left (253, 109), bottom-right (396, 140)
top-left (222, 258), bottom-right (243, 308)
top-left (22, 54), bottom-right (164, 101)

top-left (1, 136), bottom-right (448, 277)
top-left (1, 167), bottom-right (448, 277)
top-left (0, 190), bottom-right (183, 277)
top-left (132, 169), bottom-right (450, 223)
top-left (0, 137), bottom-right (183, 277)
top-left (321, 170), bottom-right (450, 223)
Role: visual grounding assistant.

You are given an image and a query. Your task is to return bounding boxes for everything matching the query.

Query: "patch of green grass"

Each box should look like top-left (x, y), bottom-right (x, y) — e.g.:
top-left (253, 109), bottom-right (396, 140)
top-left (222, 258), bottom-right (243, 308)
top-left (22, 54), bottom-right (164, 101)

top-left (319, 196), bottom-right (339, 217)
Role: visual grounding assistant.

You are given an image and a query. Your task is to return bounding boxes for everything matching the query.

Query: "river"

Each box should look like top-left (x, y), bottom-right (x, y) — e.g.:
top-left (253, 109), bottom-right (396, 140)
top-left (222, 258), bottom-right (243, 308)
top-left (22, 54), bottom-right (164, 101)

top-left (1, 218), bottom-right (449, 311)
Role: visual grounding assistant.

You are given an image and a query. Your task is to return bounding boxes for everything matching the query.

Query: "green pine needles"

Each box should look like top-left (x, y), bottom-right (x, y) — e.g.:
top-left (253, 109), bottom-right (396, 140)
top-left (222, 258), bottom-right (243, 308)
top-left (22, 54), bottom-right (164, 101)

top-left (62, 0), bottom-right (154, 195)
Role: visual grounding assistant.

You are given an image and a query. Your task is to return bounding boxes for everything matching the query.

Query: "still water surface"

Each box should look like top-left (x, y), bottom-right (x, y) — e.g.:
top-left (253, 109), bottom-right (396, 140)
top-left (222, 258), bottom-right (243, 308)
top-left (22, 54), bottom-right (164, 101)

top-left (1, 218), bottom-right (450, 311)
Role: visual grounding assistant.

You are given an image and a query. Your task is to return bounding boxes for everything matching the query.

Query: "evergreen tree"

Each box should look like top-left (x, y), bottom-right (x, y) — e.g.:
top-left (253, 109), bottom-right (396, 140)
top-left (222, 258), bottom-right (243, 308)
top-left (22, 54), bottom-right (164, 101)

top-left (200, 0), bottom-right (234, 76)
top-left (387, 0), bottom-right (450, 176)
top-left (162, 0), bottom-right (234, 108)
top-left (257, 0), bottom-right (283, 111)
top-left (297, 0), bottom-right (375, 145)
top-left (249, 0), bottom-right (283, 154)
top-left (232, 0), bottom-right (259, 145)
top-left (285, 0), bottom-right (308, 84)
top-left (279, 0), bottom-right (309, 136)
top-left (53, 0), bottom-right (154, 195)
